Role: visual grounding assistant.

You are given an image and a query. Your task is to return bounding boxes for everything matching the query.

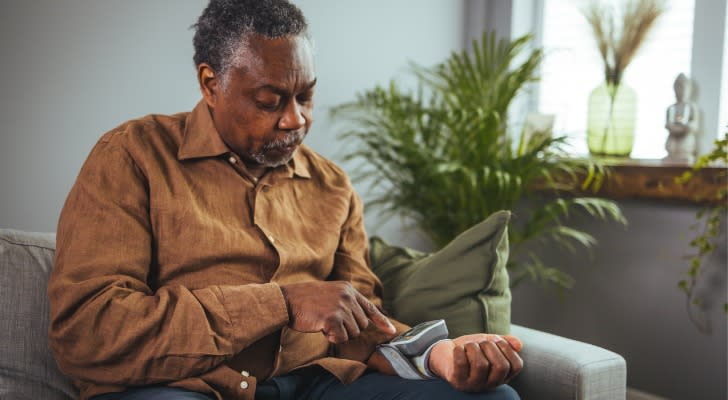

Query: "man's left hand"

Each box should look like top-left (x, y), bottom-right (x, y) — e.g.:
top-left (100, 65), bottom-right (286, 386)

top-left (428, 334), bottom-right (523, 392)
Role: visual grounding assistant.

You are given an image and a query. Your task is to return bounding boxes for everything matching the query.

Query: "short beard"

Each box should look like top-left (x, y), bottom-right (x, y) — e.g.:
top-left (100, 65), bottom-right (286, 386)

top-left (248, 131), bottom-right (305, 168)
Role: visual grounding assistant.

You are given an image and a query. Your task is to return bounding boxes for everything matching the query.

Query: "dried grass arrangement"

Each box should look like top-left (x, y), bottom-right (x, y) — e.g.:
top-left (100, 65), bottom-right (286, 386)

top-left (582, 0), bottom-right (666, 86)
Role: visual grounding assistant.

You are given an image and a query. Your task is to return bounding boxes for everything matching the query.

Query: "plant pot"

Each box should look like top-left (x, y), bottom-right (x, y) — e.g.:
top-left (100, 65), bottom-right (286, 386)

top-left (587, 82), bottom-right (637, 157)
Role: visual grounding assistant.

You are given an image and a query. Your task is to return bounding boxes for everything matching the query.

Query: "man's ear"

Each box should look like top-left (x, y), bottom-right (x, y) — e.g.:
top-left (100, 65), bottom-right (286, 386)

top-left (198, 63), bottom-right (219, 108)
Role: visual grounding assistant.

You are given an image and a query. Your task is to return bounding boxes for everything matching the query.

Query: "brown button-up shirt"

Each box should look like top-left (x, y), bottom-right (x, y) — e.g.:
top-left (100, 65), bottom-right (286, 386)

top-left (48, 100), bottom-right (408, 400)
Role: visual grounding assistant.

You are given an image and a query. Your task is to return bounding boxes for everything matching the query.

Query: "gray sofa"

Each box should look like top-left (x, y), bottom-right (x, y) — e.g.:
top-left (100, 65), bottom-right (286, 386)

top-left (0, 228), bottom-right (627, 399)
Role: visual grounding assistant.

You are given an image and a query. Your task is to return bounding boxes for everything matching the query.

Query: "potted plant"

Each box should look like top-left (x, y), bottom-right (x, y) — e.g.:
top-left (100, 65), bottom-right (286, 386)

top-left (583, 0), bottom-right (665, 157)
top-left (332, 32), bottom-right (626, 289)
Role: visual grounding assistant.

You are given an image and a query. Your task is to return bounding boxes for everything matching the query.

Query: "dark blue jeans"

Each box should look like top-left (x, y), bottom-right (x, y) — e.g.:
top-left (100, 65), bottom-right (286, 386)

top-left (91, 370), bottom-right (520, 400)
top-left (90, 387), bottom-right (213, 400)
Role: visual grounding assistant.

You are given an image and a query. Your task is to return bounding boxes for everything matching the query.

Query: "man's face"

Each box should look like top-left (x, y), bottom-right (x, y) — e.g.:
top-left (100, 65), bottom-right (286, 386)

top-left (202, 35), bottom-right (316, 169)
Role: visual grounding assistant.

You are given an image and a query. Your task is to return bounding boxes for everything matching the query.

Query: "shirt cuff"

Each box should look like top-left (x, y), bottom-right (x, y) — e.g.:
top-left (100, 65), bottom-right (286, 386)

top-left (216, 283), bottom-right (289, 352)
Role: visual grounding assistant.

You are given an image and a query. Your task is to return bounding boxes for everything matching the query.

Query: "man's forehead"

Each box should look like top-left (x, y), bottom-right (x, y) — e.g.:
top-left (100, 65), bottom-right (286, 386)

top-left (233, 35), bottom-right (313, 66)
top-left (228, 35), bottom-right (315, 84)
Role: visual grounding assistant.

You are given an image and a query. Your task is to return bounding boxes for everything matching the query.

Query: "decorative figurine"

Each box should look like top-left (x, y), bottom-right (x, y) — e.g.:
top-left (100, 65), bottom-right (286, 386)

top-left (664, 73), bottom-right (699, 163)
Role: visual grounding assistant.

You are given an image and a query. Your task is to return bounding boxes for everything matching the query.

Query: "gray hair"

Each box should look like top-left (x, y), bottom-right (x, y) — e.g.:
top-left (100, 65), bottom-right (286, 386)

top-left (192, 0), bottom-right (309, 85)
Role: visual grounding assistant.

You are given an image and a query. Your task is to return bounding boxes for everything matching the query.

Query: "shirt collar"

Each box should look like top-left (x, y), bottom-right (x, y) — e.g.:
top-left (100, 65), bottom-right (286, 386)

top-left (178, 99), bottom-right (229, 160)
top-left (178, 99), bottom-right (311, 180)
top-left (289, 146), bottom-right (311, 179)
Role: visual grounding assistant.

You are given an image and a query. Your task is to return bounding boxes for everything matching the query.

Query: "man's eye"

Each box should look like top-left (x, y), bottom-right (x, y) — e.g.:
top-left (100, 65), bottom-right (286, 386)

top-left (254, 92), bottom-right (283, 111)
top-left (296, 94), bottom-right (313, 105)
top-left (256, 101), bottom-right (280, 111)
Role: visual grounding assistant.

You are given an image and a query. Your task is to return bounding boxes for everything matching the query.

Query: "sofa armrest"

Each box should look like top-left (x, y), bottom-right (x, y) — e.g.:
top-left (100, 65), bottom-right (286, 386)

top-left (509, 324), bottom-right (626, 400)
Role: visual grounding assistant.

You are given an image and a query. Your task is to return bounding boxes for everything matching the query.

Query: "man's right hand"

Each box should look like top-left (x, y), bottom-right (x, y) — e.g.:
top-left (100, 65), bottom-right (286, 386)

top-left (279, 281), bottom-right (397, 343)
top-left (428, 334), bottom-right (523, 392)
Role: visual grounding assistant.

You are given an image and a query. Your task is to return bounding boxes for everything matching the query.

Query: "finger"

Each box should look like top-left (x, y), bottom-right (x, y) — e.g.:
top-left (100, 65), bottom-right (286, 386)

top-left (350, 299), bottom-right (370, 333)
top-left (453, 334), bottom-right (523, 353)
top-left (355, 292), bottom-right (396, 334)
top-left (480, 341), bottom-right (510, 388)
top-left (323, 317), bottom-right (349, 344)
top-left (502, 335), bottom-right (523, 352)
top-left (453, 333), bottom-right (489, 346)
top-left (495, 339), bottom-right (524, 381)
top-left (464, 342), bottom-right (490, 391)
top-left (452, 345), bottom-right (469, 389)
top-left (341, 311), bottom-right (362, 340)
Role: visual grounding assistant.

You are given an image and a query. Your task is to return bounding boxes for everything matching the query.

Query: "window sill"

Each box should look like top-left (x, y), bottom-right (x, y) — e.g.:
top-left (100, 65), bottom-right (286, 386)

top-left (583, 158), bottom-right (725, 205)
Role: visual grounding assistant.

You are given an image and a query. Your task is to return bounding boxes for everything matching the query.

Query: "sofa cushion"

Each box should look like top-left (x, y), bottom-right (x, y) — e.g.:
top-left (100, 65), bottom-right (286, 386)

top-left (369, 210), bottom-right (512, 337)
top-left (0, 229), bottom-right (76, 400)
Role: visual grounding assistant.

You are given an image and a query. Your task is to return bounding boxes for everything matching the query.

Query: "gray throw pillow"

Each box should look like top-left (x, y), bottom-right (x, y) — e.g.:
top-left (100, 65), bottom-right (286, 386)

top-left (369, 210), bottom-right (512, 338)
top-left (0, 229), bottom-right (76, 400)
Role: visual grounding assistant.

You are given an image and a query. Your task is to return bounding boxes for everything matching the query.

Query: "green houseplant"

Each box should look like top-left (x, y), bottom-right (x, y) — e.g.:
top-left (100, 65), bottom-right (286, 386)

top-left (676, 131), bottom-right (728, 331)
top-left (332, 32), bottom-right (626, 289)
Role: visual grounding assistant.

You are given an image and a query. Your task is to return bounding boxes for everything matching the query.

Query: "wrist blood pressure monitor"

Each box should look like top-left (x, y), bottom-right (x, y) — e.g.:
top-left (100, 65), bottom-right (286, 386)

top-left (376, 319), bottom-right (448, 380)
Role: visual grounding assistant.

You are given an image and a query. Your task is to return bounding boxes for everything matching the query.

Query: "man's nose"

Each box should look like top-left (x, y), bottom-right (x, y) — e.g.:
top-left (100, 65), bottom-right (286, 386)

top-left (279, 100), bottom-right (306, 130)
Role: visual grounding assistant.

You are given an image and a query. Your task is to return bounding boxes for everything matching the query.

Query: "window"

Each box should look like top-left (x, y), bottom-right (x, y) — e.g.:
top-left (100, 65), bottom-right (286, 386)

top-left (536, 0), bottom-right (696, 159)
top-left (491, 0), bottom-right (728, 159)
top-left (720, 3), bottom-right (728, 134)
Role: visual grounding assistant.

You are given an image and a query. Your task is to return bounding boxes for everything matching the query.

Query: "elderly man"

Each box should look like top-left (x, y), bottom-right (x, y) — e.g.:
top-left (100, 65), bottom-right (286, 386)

top-left (48, 1), bottom-right (522, 399)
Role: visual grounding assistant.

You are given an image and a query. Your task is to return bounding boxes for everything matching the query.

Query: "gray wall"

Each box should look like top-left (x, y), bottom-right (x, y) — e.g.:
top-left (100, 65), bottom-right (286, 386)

top-left (0, 0), bottom-right (464, 239)
top-left (1, 1), bottom-right (726, 399)
top-left (511, 200), bottom-right (727, 400)
top-left (0, 0), bottom-right (208, 232)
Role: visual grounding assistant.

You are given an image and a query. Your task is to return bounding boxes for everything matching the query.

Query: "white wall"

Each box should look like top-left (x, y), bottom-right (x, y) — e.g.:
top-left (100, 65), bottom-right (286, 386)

top-left (0, 0), bottom-right (465, 239)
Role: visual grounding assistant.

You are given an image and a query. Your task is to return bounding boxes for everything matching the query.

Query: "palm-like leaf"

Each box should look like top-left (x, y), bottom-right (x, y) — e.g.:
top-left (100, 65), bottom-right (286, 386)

top-left (332, 32), bottom-right (627, 289)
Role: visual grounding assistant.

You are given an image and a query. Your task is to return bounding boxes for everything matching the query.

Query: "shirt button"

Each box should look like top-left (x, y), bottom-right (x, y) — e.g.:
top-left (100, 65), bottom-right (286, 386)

top-left (228, 156), bottom-right (237, 164)
top-left (240, 381), bottom-right (249, 389)
top-left (241, 370), bottom-right (250, 377)
top-left (262, 186), bottom-right (270, 193)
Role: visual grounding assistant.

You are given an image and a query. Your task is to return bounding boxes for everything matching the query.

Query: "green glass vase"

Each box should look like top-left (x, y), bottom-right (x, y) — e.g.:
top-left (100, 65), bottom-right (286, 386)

top-left (587, 82), bottom-right (637, 157)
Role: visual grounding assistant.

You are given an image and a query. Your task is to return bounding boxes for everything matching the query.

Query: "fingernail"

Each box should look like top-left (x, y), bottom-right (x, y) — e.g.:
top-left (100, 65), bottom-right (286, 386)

top-left (493, 335), bottom-right (505, 343)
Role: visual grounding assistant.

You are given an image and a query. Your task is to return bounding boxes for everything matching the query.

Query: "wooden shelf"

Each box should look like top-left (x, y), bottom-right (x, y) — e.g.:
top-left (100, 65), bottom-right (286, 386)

top-left (582, 159), bottom-right (726, 205)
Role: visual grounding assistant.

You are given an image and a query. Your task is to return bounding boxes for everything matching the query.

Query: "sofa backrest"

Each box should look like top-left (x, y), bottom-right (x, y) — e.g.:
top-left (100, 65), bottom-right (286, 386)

top-left (0, 229), bottom-right (77, 400)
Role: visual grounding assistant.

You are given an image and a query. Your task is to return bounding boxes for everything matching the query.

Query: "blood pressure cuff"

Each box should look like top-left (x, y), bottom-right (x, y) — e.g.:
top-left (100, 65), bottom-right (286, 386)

top-left (376, 319), bottom-right (449, 380)
top-left (377, 340), bottom-right (446, 379)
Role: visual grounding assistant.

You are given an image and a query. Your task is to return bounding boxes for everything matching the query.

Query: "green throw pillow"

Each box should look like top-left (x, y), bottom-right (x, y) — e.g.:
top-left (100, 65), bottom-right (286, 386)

top-left (369, 210), bottom-right (512, 337)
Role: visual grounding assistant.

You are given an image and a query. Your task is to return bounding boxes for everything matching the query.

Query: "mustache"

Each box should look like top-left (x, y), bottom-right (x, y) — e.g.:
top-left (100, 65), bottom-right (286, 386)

top-left (263, 132), bottom-right (304, 151)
